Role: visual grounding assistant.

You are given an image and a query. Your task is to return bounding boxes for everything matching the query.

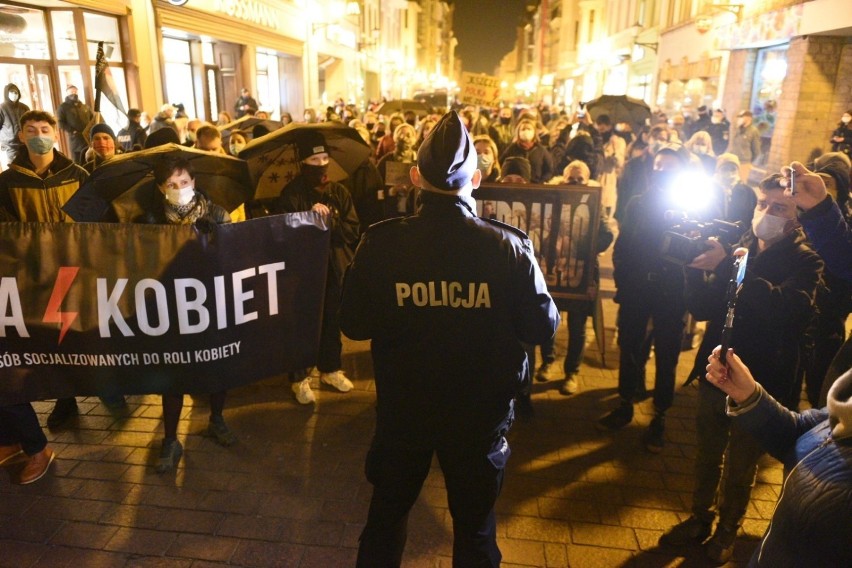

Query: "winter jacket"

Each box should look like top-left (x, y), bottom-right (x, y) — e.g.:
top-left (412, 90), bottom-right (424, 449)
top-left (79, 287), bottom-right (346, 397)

top-left (726, 369), bottom-right (852, 567)
top-left (830, 123), bottom-right (852, 157)
top-left (686, 229), bottom-right (822, 402)
top-left (799, 196), bottom-right (852, 282)
top-left (276, 176), bottom-right (360, 284)
top-left (0, 84), bottom-right (29, 154)
top-left (499, 142), bottom-right (554, 184)
top-left (116, 121), bottom-right (148, 152)
top-left (0, 149), bottom-right (88, 222)
top-left (339, 191), bottom-right (559, 440)
top-left (148, 112), bottom-right (175, 135)
top-left (727, 123), bottom-right (761, 164)
top-left (57, 94), bottom-right (93, 160)
top-left (234, 95), bottom-right (259, 119)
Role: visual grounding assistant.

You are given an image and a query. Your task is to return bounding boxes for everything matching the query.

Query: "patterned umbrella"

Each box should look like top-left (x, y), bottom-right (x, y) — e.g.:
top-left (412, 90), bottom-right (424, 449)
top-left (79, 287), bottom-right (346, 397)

top-left (238, 122), bottom-right (371, 200)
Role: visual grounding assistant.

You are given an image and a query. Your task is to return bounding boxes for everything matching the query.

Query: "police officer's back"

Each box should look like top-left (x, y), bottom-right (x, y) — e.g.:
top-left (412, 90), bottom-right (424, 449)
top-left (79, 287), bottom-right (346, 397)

top-left (340, 111), bottom-right (558, 567)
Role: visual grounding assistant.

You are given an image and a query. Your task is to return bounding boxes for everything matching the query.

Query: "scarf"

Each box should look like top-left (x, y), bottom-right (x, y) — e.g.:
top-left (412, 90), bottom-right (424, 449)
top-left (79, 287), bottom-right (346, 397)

top-left (163, 194), bottom-right (208, 225)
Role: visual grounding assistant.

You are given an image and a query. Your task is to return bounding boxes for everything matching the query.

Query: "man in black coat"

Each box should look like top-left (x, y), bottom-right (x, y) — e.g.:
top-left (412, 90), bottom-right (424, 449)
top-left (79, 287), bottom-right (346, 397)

top-left (340, 111), bottom-right (559, 567)
top-left (659, 174), bottom-right (822, 563)
top-left (0, 83), bottom-right (29, 163)
top-left (234, 88), bottom-right (258, 119)
top-left (56, 85), bottom-right (93, 164)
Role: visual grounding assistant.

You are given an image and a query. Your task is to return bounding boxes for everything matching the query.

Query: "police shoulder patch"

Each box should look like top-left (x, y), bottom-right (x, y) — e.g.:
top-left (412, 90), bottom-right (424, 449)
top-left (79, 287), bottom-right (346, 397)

top-left (481, 217), bottom-right (529, 239)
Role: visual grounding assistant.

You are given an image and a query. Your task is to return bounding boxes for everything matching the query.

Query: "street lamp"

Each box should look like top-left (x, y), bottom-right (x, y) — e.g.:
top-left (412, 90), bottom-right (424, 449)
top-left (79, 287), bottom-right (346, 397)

top-left (630, 23), bottom-right (658, 53)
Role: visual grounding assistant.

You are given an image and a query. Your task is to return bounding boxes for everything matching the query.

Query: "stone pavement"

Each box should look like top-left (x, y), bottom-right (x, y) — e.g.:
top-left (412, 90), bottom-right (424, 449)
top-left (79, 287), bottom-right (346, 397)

top-left (1, 248), bottom-right (785, 567)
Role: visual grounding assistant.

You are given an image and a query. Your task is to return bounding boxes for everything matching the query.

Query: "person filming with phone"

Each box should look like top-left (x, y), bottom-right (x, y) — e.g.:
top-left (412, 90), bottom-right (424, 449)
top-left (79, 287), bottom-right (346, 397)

top-left (658, 173), bottom-right (823, 563)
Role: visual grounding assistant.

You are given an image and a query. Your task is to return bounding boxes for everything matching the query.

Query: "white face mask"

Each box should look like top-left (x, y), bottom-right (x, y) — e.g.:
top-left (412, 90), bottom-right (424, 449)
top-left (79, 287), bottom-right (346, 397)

top-left (165, 185), bottom-right (195, 206)
top-left (519, 129), bottom-right (534, 142)
top-left (230, 142), bottom-right (246, 155)
top-left (9, 92), bottom-right (19, 102)
top-left (751, 209), bottom-right (787, 242)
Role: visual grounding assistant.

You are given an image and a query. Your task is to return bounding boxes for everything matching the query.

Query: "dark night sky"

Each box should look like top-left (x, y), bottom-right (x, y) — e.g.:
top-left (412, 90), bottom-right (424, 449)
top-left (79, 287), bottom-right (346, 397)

top-left (453, 0), bottom-right (529, 74)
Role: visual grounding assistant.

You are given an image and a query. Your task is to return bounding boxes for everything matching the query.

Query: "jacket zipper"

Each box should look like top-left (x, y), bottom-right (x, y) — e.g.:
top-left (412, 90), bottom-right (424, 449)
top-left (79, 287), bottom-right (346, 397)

top-left (757, 435), bottom-right (832, 564)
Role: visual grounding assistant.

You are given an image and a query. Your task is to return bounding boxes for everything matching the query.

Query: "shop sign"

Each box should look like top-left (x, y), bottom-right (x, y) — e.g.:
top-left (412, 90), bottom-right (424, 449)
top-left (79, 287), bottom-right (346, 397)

top-left (460, 72), bottom-right (502, 107)
top-left (714, 4), bottom-right (803, 50)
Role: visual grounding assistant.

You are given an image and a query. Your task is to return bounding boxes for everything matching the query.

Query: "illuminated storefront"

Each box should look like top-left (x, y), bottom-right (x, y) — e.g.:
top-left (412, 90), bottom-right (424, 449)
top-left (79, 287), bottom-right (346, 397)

top-left (0, 1), bottom-right (131, 156)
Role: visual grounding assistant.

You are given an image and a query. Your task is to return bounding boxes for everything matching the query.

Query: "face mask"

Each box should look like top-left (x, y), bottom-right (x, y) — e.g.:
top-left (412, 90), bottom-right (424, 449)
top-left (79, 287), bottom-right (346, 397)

top-left (68, 94), bottom-right (78, 102)
top-left (716, 173), bottom-right (738, 189)
top-left (842, 115), bottom-right (852, 124)
top-left (230, 142), bottom-right (246, 155)
top-left (737, 118), bottom-right (746, 127)
top-left (567, 177), bottom-right (586, 185)
top-left (693, 144), bottom-right (708, 154)
top-left (9, 92), bottom-right (19, 102)
top-left (500, 116), bottom-right (511, 125)
top-left (26, 136), bottom-right (54, 155)
top-left (302, 163), bottom-right (328, 187)
top-left (519, 129), bottom-right (534, 142)
top-left (477, 154), bottom-right (493, 172)
top-left (397, 137), bottom-right (414, 150)
top-left (165, 185), bottom-right (195, 206)
top-left (711, 116), bottom-right (722, 124)
top-left (751, 210), bottom-right (787, 242)
top-left (186, 131), bottom-right (197, 143)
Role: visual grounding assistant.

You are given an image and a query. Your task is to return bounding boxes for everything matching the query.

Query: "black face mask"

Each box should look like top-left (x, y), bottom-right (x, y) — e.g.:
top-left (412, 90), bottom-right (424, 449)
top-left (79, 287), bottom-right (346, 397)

top-left (68, 94), bottom-right (78, 102)
top-left (302, 163), bottom-right (328, 188)
top-left (366, 122), bottom-right (376, 130)
top-left (500, 116), bottom-right (511, 125)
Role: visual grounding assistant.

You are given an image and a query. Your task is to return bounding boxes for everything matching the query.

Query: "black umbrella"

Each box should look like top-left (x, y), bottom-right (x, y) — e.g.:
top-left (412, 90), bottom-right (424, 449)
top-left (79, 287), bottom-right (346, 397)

top-left (238, 122), bottom-right (372, 200)
top-left (585, 95), bottom-right (651, 131)
top-left (376, 99), bottom-right (430, 116)
top-left (63, 143), bottom-right (253, 222)
top-left (218, 116), bottom-right (284, 144)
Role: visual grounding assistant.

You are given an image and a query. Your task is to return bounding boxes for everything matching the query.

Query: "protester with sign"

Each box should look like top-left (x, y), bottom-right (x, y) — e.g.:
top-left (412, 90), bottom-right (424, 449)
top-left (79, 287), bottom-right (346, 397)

top-left (0, 110), bottom-right (89, 430)
top-left (340, 110), bottom-right (558, 567)
top-left (277, 130), bottom-right (360, 405)
top-left (377, 123), bottom-right (418, 217)
top-left (136, 155), bottom-right (235, 473)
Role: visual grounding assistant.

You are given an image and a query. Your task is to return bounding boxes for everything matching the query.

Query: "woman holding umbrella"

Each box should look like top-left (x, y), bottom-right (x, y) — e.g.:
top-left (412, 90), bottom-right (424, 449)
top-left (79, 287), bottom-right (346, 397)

top-left (140, 155), bottom-right (236, 473)
top-left (277, 130), bottom-right (360, 405)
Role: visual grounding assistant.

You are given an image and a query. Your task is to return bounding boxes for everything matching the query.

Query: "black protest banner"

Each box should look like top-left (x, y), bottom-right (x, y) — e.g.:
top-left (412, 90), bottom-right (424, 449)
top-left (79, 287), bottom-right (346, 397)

top-left (472, 183), bottom-right (603, 304)
top-left (0, 213), bottom-right (330, 404)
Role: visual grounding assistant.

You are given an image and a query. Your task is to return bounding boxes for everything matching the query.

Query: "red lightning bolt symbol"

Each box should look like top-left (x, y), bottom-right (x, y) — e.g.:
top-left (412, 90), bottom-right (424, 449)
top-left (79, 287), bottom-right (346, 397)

top-left (43, 266), bottom-right (79, 345)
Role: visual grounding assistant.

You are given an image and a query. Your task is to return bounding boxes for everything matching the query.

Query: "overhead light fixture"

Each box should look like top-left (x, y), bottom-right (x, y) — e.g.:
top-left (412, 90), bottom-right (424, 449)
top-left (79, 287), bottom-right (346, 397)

top-left (630, 23), bottom-right (658, 53)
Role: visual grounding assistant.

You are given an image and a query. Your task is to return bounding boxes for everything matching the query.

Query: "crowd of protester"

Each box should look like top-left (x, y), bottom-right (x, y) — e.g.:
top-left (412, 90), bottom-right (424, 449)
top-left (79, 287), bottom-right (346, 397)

top-left (1, 79), bottom-right (851, 565)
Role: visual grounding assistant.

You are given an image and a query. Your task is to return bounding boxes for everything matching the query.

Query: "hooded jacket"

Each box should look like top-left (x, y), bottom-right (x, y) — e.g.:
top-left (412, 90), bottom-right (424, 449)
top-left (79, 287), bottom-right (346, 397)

top-left (686, 228), bottom-right (822, 402)
top-left (726, 370), bottom-right (852, 567)
top-left (0, 83), bottom-right (29, 151)
top-left (0, 149), bottom-right (88, 222)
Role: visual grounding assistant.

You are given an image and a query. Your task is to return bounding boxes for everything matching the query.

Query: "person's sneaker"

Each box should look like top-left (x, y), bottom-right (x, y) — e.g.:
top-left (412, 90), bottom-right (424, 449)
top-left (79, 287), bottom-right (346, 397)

top-left (534, 362), bottom-right (552, 382)
top-left (642, 414), bottom-right (666, 453)
top-left (658, 516), bottom-right (712, 547)
top-left (320, 370), bottom-right (354, 392)
top-left (292, 379), bottom-right (316, 404)
top-left (559, 376), bottom-right (579, 395)
top-left (47, 398), bottom-right (79, 429)
top-left (155, 439), bottom-right (183, 474)
top-left (596, 402), bottom-right (634, 431)
top-left (706, 523), bottom-right (738, 564)
top-left (18, 447), bottom-right (55, 485)
top-left (0, 444), bottom-right (24, 466)
top-left (206, 415), bottom-right (237, 447)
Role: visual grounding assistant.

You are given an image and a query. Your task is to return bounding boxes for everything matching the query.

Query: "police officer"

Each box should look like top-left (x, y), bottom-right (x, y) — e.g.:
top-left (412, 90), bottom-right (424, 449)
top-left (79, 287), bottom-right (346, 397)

top-left (340, 111), bottom-right (559, 567)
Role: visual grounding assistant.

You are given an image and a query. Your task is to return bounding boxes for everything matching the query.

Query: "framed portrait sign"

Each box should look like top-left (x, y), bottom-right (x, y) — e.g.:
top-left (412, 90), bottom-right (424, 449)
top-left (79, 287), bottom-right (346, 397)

top-left (472, 183), bottom-right (603, 302)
